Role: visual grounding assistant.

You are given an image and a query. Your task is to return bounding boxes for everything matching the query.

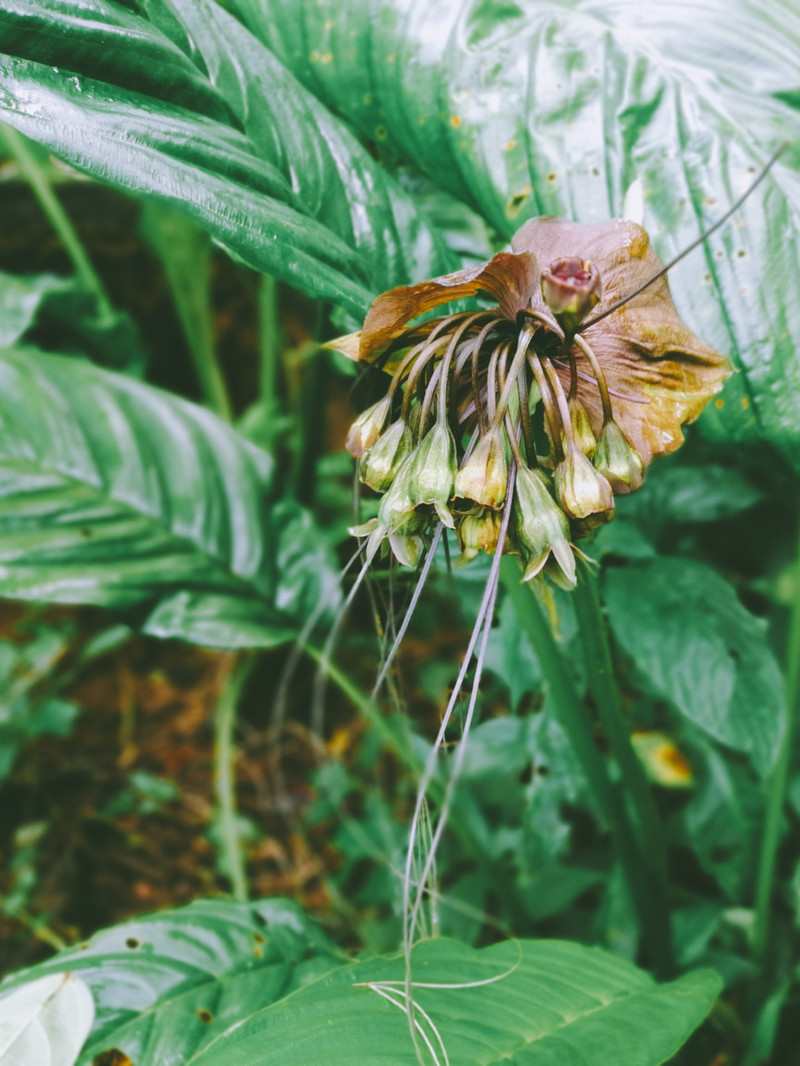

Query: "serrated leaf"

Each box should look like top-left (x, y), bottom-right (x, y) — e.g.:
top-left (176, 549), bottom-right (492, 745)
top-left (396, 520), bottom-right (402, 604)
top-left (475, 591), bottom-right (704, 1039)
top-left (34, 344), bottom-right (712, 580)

top-left (188, 937), bottom-right (721, 1066)
top-left (0, 0), bottom-right (457, 318)
top-left (233, 0), bottom-right (800, 473)
top-left (0, 971), bottom-right (94, 1066)
top-left (0, 347), bottom-right (323, 648)
top-left (603, 556), bottom-right (784, 776)
top-left (0, 898), bottom-right (343, 1066)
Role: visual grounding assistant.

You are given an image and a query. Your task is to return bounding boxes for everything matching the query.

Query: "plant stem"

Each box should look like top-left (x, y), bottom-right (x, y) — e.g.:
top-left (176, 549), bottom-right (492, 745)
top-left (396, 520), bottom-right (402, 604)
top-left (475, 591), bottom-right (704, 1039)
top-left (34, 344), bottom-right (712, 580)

top-left (573, 560), bottom-right (670, 899)
top-left (1, 123), bottom-right (114, 319)
top-left (141, 203), bottom-right (232, 420)
top-left (214, 656), bottom-right (256, 902)
top-left (258, 273), bottom-right (281, 449)
top-left (501, 557), bottom-right (674, 974)
top-left (753, 519), bottom-right (800, 959)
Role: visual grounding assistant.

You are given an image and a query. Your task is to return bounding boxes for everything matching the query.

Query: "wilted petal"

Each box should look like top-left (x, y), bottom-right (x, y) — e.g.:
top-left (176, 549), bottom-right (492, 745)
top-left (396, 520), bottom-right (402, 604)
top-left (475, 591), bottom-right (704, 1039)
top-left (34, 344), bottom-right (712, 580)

top-left (355, 252), bottom-right (540, 365)
top-left (512, 217), bottom-right (732, 468)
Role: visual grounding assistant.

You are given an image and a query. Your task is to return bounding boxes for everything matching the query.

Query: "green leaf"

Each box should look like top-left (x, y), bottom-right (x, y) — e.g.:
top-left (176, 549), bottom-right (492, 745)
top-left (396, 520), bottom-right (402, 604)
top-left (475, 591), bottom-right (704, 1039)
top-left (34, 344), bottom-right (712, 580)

top-left (603, 557), bottom-right (784, 776)
top-left (0, 270), bottom-right (71, 347)
top-left (233, 0), bottom-right (800, 473)
top-left (0, 346), bottom-right (321, 648)
top-left (617, 461), bottom-right (764, 528)
top-left (0, 898), bottom-right (343, 1066)
top-left (0, 0), bottom-right (457, 318)
top-left (189, 937), bottom-right (721, 1066)
top-left (0, 972), bottom-right (94, 1066)
top-left (679, 742), bottom-right (763, 899)
top-left (0, 267), bottom-right (146, 374)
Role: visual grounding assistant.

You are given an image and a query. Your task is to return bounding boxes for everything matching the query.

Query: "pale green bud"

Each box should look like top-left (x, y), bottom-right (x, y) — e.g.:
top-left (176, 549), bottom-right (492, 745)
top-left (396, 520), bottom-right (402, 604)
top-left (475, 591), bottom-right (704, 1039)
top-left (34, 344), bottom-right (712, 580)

top-left (376, 455), bottom-right (417, 532)
top-left (407, 421), bottom-right (457, 527)
top-left (359, 418), bottom-right (412, 492)
top-left (453, 427), bottom-right (508, 509)
top-left (345, 395), bottom-right (392, 458)
top-left (555, 442), bottom-right (614, 520)
top-left (593, 420), bottom-right (644, 491)
top-left (455, 506), bottom-right (504, 565)
top-left (388, 533), bottom-right (424, 568)
top-left (512, 465), bottom-right (577, 589)
top-left (569, 396), bottom-right (596, 458)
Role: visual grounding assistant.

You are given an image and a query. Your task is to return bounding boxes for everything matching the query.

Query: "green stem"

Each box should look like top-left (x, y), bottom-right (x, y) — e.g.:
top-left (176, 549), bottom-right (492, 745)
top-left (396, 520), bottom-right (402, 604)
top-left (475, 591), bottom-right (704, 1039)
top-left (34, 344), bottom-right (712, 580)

top-left (141, 203), bottom-right (232, 420)
top-left (753, 520), bottom-right (800, 959)
top-left (214, 656), bottom-right (256, 902)
top-left (501, 557), bottom-right (674, 974)
top-left (258, 274), bottom-right (281, 449)
top-left (1, 123), bottom-right (114, 319)
top-left (573, 560), bottom-right (671, 897)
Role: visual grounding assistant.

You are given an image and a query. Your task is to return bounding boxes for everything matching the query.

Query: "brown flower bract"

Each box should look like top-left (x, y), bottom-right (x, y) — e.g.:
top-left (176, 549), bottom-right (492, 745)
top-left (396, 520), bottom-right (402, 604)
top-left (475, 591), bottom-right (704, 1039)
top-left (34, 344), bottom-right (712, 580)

top-left (336, 216), bottom-right (731, 469)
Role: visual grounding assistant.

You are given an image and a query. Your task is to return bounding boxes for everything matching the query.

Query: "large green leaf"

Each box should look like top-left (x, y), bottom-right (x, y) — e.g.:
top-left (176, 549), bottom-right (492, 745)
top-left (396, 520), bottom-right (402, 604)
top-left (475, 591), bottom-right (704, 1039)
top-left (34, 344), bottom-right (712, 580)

top-left (233, 0), bottom-right (800, 473)
top-left (189, 937), bottom-right (721, 1066)
top-left (603, 556), bottom-right (784, 776)
top-left (0, 347), bottom-right (329, 648)
top-left (0, 898), bottom-right (343, 1066)
top-left (0, 0), bottom-right (457, 319)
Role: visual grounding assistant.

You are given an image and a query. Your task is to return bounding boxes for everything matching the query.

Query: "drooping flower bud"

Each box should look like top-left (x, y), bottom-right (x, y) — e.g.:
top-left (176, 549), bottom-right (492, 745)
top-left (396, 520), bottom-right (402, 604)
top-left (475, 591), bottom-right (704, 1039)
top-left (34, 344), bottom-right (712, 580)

top-left (555, 442), bottom-right (614, 521)
top-left (359, 418), bottom-right (412, 493)
top-left (388, 532), bottom-right (424, 568)
top-left (453, 427), bottom-right (508, 509)
top-left (455, 505), bottom-right (504, 565)
top-left (568, 396), bottom-right (596, 458)
top-left (407, 421), bottom-right (457, 527)
top-left (593, 420), bottom-right (644, 492)
top-left (345, 395), bottom-right (392, 458)
top-left (541, 257), bottom-right (601, 334)
top-left (376, 455), bottom-right (417, 532)
top-left (512, 465), bottom-right (577, 588)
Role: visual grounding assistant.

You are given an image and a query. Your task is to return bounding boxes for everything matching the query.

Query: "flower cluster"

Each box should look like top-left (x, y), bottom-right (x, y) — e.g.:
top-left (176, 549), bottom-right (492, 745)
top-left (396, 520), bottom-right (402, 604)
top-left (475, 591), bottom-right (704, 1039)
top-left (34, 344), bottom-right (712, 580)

top-left (336, 218), bottom-right (730, 589)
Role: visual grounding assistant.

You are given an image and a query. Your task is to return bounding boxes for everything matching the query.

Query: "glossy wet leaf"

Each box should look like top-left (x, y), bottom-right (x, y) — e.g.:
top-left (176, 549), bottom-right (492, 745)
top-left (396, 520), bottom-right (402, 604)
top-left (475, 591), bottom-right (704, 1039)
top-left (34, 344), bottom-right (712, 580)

top-left (189, 937), bottom-right (721, 1066)
top-left (604, 556), bottom-right (784, 776)
top-left (233, 0), bottom-right (800, 473)
top-left (0, 898), bottom-right (342, 1066)
top-left (0, 347), bottom-right (331, 648)
top-left (0, 0), bottom-right (456, 319)
top-left (0, 971), bottom-right (94, 1066)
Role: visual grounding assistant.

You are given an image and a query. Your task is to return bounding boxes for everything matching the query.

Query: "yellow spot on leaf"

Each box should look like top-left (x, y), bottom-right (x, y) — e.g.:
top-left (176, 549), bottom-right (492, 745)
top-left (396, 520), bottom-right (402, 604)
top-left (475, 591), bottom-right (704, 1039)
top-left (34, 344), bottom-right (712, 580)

top-left (715, 399), bottom-right (724, 408)
top-left (450, 115), bottom-right (462, 128)
top-left (632, 732), bottom-right (693, 788)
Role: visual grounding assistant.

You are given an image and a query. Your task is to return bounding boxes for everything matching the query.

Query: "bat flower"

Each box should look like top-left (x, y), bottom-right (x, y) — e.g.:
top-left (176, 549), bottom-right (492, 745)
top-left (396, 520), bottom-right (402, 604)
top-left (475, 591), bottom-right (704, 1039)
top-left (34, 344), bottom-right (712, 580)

top-left (335, 217), bottom-right (731, 588)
